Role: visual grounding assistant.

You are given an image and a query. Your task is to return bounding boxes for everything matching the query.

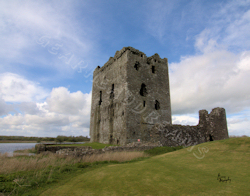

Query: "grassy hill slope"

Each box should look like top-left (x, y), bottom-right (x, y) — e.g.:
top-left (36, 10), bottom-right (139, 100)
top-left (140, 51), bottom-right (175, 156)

top-left (40, 137), bottom-right (250, 196)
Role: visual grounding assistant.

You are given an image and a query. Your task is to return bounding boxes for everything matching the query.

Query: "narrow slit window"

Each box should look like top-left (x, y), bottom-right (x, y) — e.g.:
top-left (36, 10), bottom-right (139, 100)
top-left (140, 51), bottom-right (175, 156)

top-left (143, 101), bottom-right (146, 107)
top-left (152, 66), bottom-right (155, 73)
top-left (110, 84), bottom-right (114, 98)
top-left (134, 61), bottom-right (140, 71)
top-left (99, 91), bottom-right (102, 105)
top-left (155, 100), bottom-right (160, 110)
top-left (140, 83), bottom-right (147, 96)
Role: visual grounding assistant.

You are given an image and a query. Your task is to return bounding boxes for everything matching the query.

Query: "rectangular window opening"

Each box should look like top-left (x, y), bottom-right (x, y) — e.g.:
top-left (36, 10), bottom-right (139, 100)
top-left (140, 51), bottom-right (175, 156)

top-left (110, 84), bottom-right (114, 99)
top-left (152, 66), bottom-right (155, 73)
top-left (99, 91), bottom-right (102, 105)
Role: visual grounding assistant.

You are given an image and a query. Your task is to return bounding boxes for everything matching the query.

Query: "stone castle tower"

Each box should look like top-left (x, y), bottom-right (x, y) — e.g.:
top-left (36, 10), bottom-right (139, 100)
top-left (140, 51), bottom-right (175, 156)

top-left (90, 47), bottom-right (171, 145)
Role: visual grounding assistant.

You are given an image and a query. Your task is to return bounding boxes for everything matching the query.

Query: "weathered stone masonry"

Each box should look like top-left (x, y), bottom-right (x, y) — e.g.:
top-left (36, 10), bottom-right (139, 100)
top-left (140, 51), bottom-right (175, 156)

top-left (148, 107), bottom-right (228, 147)
top-left (90, 47), bottom-right (229, 146)
top-left (90, 47), bottom-right (171, 145)
top-left (36, 142), bottom-right (162, 155)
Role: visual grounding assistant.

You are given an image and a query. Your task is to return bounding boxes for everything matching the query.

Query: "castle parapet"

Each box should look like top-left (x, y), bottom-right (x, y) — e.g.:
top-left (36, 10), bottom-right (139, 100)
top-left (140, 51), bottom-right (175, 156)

top-left (93, 47), bottom-right (168, 78)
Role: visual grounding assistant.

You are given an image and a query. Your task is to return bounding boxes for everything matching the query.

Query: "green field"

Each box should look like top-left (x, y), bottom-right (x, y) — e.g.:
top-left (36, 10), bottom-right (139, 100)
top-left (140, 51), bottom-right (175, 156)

top-left (1, 138), bottom-right (249, 195)
top-left (40, 137), bottom-right (250, 196)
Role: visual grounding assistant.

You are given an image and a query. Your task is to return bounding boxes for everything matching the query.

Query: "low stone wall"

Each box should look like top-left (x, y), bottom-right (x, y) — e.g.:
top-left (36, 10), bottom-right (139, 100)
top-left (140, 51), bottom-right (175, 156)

top-left (36, 142), bottom-right (162, 156)
top-left (35, 144), bottom-right (88, 154)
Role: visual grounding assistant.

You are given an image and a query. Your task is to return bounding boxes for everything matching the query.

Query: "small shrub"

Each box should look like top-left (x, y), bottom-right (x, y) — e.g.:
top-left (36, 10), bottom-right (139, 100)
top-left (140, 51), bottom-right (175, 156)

top-left (60, 166), bottom-right (73, 173)
top-left (76, 162), bottom-right (91, 168)
top-left (92, 161), bottom-right (103, 165)
top-left (0, 175), bottom-right (8, 182)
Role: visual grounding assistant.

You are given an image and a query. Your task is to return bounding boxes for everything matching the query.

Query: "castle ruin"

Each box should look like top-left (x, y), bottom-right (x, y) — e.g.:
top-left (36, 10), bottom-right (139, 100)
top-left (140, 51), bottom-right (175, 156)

top-left (90, 47), bottom-right (229, 146)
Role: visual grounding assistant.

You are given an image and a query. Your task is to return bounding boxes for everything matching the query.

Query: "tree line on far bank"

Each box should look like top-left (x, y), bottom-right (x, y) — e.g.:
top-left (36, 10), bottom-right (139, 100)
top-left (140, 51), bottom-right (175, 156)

top-left (0, 135), bottom-right (90, 143)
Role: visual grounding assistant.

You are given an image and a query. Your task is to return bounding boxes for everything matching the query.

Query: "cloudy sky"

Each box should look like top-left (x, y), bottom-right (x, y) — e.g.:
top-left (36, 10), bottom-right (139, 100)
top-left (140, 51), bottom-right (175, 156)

top-left (0, 0), bottom-right (249, 137)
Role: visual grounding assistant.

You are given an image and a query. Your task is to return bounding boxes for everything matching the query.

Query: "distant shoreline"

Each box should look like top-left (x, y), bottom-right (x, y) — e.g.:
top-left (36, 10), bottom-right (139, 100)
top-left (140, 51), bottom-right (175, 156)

top-left (0, 140), bottom-right (37, 143)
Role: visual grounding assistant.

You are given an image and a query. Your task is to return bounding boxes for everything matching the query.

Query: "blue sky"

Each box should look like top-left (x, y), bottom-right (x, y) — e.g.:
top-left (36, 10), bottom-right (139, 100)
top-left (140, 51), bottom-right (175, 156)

top-left (0, 0), bottom-right (250, 137)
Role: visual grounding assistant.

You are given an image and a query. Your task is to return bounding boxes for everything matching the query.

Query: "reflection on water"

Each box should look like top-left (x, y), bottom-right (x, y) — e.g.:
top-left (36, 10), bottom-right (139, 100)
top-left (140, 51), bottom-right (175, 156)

top-left (0, 143), bottom-right (37, 156)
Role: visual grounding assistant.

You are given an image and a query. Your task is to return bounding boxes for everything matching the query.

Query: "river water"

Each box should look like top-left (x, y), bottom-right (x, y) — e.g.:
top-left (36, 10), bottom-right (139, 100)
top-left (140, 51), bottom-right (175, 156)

top-left (0, 142), bottom-right (86, 156)
top-left (0, 143), bottom-right (37, 156)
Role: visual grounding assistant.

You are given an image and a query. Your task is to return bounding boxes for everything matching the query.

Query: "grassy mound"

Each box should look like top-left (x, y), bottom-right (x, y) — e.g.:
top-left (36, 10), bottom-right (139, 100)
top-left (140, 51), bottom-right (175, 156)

top-left (40, 137), bottom-right (250, 196)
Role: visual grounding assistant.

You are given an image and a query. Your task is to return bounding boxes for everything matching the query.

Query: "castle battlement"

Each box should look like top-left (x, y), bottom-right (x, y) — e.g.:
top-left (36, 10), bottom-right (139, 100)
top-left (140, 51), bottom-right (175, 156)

top-left (93, 47), bottom-right (168, 78)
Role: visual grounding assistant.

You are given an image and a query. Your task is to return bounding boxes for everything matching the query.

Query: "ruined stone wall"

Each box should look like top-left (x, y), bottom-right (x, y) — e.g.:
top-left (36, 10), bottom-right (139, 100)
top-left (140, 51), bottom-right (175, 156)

top-left (150, 124), bottom-right (206, 147)
top-left (147, 107), bottom-right (229, 147)
top-left (35, 144), bottom-right (91, 154)
top-left (199, 107), bottom-right (228, 141)
top-left (36, 142), bottom-right (162, 156)
top-left (56, 145), bottom-right (160, 157)
top-left (90, 47), bottom-right (228, 146)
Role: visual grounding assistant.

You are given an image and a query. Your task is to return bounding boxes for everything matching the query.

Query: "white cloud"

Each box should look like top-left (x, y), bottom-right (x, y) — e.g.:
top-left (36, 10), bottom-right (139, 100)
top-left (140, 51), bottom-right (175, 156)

top-left (237, 51), bottom-right (250, 71)
top-left (194, 29), bottom-right (221, 53)
top-left (227, 110), bottom-right (250, 136)
top-left (170, 46), bottom-right (250, 115)
top-left (47, 87), bottom-right (91, 115)
top-left (0, 73), bottom-right (91, 136)
top-left (172, 115), bottom-right (198, 126)
top-left (18, 102), bottom-right (40, 115)
top-left (0, 97), bottom-right (13, 116)
top-left (0, 73), bottom-right (49, 102)
top-left (0, 84), bottom-right (91, 137)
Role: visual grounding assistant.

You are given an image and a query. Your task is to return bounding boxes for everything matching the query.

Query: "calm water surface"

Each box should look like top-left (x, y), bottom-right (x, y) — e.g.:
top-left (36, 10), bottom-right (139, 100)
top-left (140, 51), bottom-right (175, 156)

top-left (0, 143), bottom-right (37, 155)
top-left (0, 142), bottom-right (85, 156)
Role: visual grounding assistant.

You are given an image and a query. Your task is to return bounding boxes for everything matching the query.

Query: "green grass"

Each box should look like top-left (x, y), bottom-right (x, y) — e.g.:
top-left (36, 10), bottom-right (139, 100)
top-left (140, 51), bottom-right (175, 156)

top-left (144, 146), bottom-right (183, 156)
top-left (54, 142), bottom-right (117, 149)
top-left (13, 147), bottom-right (37, 153)
top-left (40, 137), bottom-right (250, 196)
top-left (0, 158), bottom-right (147, 195)
top-left (0, 162), bottom-right (105, 195)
